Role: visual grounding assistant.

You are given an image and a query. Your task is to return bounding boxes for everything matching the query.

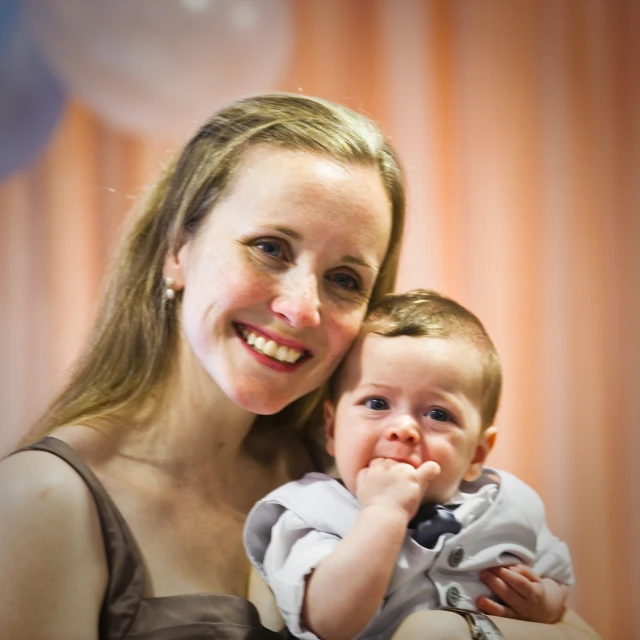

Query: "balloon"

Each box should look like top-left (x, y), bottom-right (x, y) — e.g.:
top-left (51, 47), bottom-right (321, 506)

top-left (0, 7), bottom-right (66, 180)
top-left (25, 0), bottom-right (294, 136)
top-left (0, 0), bottom-right (20, 55)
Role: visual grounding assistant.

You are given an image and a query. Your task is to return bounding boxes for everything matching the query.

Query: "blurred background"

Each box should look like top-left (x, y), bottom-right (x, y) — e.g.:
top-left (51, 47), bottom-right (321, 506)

top-left (0, 0), bottom-right (637, 637)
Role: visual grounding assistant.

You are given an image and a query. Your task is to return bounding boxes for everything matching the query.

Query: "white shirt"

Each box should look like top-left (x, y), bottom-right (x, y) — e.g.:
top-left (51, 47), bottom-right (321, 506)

top-left (244, 468), bottom-right (574, 640)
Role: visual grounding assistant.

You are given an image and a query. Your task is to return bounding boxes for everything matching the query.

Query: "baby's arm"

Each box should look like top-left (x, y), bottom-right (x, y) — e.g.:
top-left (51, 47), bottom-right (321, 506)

top-left (478, 564), bottom-right (569, 623)
top-left (302, 458), bottom-right (440, 640)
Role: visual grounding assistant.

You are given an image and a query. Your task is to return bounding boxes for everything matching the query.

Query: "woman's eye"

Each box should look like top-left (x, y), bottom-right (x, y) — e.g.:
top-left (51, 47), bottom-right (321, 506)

top-left (364, 397), bottom-right (389, 411)
top-left (254, 239), bottom-right (285, 260)
top-left (426, 408), bottom-right (451, 422)
top-left (327, 271), bottom-right (361, 292)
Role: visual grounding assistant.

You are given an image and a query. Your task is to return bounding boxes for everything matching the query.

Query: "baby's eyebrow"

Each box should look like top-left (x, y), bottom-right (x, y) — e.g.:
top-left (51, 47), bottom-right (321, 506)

top-left (360, 382), bottom-right (392, 390)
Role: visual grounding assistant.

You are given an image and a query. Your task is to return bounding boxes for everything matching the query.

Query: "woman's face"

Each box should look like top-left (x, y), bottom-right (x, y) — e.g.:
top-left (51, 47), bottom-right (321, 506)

top-left (166, 145), bottom-right (393, 415)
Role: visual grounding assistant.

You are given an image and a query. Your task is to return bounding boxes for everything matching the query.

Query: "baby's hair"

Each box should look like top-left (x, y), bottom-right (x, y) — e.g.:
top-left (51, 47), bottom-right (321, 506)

top-left (334, 289), bottom-right (502, 429)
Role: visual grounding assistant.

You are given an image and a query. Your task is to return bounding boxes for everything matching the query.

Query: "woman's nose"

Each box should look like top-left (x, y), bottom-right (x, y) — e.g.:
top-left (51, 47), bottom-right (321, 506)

top-left (386, 419), bottom-right (421, 445)
top-left (271, 273), bottom-right (321, 328)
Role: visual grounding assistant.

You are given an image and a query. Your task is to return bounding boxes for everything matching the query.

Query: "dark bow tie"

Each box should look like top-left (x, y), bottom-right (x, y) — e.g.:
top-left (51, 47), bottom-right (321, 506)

top-left (408, 503), bottom-right (462, 549)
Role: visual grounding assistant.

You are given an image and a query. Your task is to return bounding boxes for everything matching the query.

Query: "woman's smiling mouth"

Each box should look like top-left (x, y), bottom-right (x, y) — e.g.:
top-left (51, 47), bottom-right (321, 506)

top-left (236, 324), bottom-right (308, 364)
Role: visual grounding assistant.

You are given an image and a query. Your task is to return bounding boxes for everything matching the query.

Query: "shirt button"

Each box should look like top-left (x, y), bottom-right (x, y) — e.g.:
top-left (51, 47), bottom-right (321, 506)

top-left (448, 545), bottom-right (464, 567)
top-left (446, 585), bottom-right (461, 607)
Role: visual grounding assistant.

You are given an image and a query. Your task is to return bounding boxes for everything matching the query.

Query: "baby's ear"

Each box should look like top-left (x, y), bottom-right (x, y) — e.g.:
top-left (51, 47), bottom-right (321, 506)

top-left (323, 400), bottom-right (336, 457)
top-left (463, 427), bottom-right (498, 482)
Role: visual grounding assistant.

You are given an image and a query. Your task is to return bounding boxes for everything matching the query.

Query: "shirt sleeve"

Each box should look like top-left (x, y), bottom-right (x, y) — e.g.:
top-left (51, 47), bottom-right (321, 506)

top-left (532, 519), bottom-right (575, 585)
top-left (263, 509), bottom-right (341, 640)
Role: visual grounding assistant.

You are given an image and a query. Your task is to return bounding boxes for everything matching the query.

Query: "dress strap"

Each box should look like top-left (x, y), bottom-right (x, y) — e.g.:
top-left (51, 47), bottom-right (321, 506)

top-left (14, 436), bottom-right (147, 640)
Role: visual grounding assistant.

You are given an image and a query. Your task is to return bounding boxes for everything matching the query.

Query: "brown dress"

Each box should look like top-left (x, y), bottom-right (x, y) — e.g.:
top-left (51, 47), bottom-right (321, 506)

top-left (15, 437), bottom-right (289, 640)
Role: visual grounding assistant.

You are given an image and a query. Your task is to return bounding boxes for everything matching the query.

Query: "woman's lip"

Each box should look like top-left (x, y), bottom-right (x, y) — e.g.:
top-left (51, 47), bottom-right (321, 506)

top-left (238, 336), bottom-right (308, 372)
top-left (234, 322), bottom-right (313, 355)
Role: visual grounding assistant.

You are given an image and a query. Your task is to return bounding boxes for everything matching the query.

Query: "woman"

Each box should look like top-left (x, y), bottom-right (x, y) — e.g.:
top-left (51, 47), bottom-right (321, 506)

top-left (0, 93), bottom-right (598, 640)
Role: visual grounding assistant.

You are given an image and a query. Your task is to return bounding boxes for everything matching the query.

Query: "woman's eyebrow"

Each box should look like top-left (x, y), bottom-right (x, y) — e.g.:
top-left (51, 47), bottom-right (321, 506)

top-left (270, 224), bottom-right (302, 240)
top-left (343, 255), bottom-right (376, 271)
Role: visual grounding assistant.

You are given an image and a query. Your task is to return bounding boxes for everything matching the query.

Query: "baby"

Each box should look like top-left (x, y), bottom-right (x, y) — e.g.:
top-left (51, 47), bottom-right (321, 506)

top-left (244, 290), bottom-right (573, 640)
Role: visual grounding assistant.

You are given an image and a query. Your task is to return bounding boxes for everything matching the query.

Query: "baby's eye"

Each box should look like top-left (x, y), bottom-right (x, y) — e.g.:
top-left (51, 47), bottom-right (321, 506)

top-left (426, 407), bottom-right (451, 422)
top-left (364, 397), bottom-right (389, 411)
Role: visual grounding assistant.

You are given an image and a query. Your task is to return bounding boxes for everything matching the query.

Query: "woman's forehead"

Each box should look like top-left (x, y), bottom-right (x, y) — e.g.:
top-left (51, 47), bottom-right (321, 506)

top-left (211, 145), bottom-right (392, 245)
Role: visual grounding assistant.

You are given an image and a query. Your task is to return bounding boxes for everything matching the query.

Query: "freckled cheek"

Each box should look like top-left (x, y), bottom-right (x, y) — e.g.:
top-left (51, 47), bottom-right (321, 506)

top-left (325, 310), bottom-right (367, 355)
top-left (223, 268), bottom-right (277, 305)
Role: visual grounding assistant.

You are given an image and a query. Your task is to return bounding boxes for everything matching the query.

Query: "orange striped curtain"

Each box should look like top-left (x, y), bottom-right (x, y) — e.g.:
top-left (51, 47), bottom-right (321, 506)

top-left (1, 2), bottom-right (637, 637)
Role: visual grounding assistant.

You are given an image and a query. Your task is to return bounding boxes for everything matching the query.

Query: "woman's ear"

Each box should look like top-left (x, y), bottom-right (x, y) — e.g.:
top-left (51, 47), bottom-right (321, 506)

top-left (162, 243), bottom-right (188, 291)
top-left (463, 426), bottom-right (498, 482)
top-left (323, 400), bottom-right (336, 457)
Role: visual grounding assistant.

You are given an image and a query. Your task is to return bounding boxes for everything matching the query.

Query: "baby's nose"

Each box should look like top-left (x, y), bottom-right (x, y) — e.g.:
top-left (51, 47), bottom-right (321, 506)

top-left (386, 419), bottom-right (420, 445)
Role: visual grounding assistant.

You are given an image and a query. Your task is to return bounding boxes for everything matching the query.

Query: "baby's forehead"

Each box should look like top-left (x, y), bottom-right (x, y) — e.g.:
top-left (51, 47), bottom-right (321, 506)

top-left (336, 330), bottom-right (485, 387)
top-left (355, 329), bottom-right (479, 355)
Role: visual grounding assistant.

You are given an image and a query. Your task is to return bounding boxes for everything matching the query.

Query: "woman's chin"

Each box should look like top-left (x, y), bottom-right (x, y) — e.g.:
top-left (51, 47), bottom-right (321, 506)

top-left (224, 371), bottom-right (323, 417)
top-left (231, 388), bottom-right (297, 417)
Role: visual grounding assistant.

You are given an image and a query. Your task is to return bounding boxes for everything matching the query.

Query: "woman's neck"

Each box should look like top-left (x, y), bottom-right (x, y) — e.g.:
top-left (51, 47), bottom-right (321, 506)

top-left (122, 366), bottom-right (257, 484)
top-left (57, 333), bottom-right (254, 495)
top-left (54, 334), bottom-right (303, 500)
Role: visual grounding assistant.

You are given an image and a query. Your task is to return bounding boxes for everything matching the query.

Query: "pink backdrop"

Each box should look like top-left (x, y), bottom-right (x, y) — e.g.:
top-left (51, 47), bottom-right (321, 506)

top-left (1, 1), bottom-right (637, 637)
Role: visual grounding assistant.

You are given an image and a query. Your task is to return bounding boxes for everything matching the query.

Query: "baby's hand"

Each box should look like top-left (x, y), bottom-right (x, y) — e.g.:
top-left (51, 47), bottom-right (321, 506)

top-left (478, 564), bottom-right (569, 623)
top-left (355, 458), bottom-right (440, 521)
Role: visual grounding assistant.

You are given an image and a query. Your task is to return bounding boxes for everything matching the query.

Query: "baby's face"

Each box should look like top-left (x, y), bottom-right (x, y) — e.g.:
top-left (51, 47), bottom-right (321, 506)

top-left (324, 333), bottom-right (495, 504)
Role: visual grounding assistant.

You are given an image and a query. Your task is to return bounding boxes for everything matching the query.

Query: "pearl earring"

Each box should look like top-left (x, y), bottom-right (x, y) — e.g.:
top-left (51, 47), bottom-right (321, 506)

top-left (164, 276), bottom-right (176, 300)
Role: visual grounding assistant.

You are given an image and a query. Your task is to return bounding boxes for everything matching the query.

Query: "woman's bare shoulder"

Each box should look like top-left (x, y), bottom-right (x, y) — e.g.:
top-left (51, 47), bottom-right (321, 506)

top-left (0, 449), bottom-right (107, 639)
top-left (0, 447), bottom-right (96, 508)
top-left (0, 447), bottom-right (109, 570)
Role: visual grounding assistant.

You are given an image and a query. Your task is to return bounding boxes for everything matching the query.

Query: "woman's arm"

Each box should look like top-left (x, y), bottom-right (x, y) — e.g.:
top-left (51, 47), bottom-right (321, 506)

top-left (491, 608), bottom-right (601, 640)
top-left (391, 607), bottom-right (602, 640)
top-left (0, 452), bottom-right (107, 640)
top-left (248, 567), bottom-right (285, 632)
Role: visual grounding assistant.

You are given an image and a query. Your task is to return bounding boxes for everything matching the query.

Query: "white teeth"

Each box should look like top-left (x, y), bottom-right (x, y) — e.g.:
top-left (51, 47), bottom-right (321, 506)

top-left (263, 340), bottom-right (278, 357)
top-left (240, 327), bottom-right (304, 364)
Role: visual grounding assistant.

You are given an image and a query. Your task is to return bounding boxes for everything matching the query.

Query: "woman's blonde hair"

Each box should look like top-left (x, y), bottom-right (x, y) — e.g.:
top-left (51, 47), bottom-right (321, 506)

top-left (25, 93), bottom-right (406, 461)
